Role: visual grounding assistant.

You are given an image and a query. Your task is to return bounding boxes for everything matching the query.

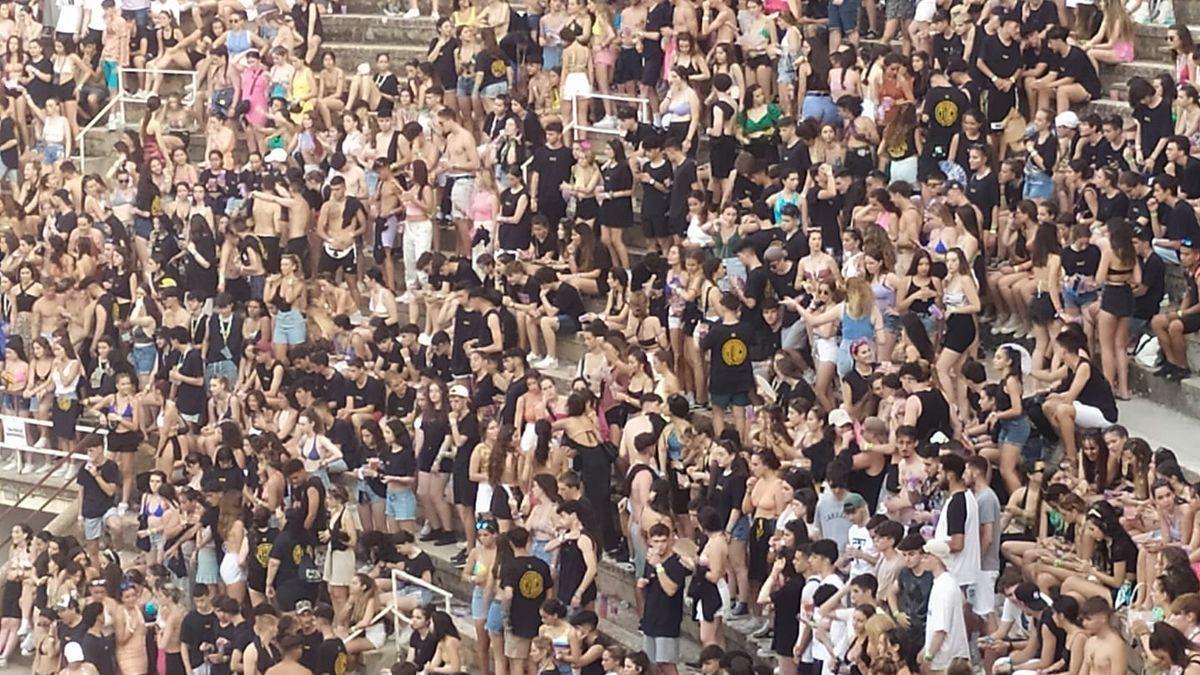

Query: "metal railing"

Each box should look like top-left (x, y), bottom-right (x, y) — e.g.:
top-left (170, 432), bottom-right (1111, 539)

top-left (387, 568), bottom-right (454, 649)
top-left (75, 66), bottom-right (200, 173)
top-left (0, 416), bottom-right (111, 548)
top-left (566, 91), bottom-right (652, 138)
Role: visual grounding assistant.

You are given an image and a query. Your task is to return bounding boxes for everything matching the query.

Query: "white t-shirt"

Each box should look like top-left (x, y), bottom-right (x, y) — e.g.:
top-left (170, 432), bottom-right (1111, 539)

top-left (84, 0), bottom-right (106, 32)
top-left (934, 488), bottom-right (980, 586)
top-left (845, 523), bottom-right (877, 579)
top-left (811, 573), bottom-right (845, 666)
top-left (56, 0), bottom-right (83, 34)
top-left (925, 572), bottom-right (971, 670)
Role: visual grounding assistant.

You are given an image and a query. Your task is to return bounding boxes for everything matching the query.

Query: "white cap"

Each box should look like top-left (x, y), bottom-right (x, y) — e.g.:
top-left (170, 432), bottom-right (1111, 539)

top-left (64, 642), bottom-right (84, 664)
top-left (827, 408), bottom-right (853, 427)
top-left (448, 384), bottom-right (470, 399)
top-left (1055, 111), bottom-right (1080, 129)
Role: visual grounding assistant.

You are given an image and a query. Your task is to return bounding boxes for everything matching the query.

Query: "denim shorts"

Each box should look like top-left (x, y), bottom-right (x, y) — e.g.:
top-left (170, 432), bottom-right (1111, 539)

top-left (41, 143), bottom-right (65, 164)
top-left (802, 93), bottom-right (840, 125)
top-left (471, 586), bottom-right (487, 620)
top-left (557, 314), bottom-right (581, 333)
top-left (731, 515), bottom-right (750, 541)
top-left (997, 416), bottom-right (1031, 448)
top-left (1062, 287), bottom-right (1099, 309)
top-left (485, 599), bottom-right (505, 633)
top-left (480, 81), bottom-right (509, 98)
top-left (456, 75), bottom-right (475, 97)
top-left (357, 480), bottom-right (386, 505)
top-left (828, 0), bottom-right (861, 32)
top-left (386, 488), bottom-right (417, 520)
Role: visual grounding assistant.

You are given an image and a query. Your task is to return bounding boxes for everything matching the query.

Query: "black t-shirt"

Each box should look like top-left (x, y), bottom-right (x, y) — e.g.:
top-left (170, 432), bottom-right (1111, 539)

top-left (1055, 46), bottom-right (1101, 98)
top-left (805, 186), bottom-right (843, 251)
top-left (930, 31), bottom-right (964, 71)
top-left (1135, 251), bottom-right (1167, 319)
top-left (944, 490), bottom-right (968, 537)
top-left (80, 632), bottom-right (116, 675)
top-left (966, 171), bottom-right (1001, 227)
top-left (712, 470), bottom-right (748, 525)
top-left (501, 555), bottom-right (554, 638)
top-left (213, 621), bottom-right (252, 675)
top-left (746, 227), bottom-right (786, 259)
top-left (382, 444), bottom-right (417, 485)
top-left (77, 461), bottom-right (120, 518)
top-left (322, 371), bottom-right (350, 411)
top-left (401, 550), bottom-right (435, 581)
top-left (551, 282), bottom-right (586, 318)
top-left (269, 528), bottom-right (311, 586)
top-left (1061, 244), bottom-right (1101, 281)
top-left (1018, 0), bottom-right (1059, 33)
top-left (778, 140), bottom-right (811, 178)
top-left (298, 628), bottom-right (322, 672)
top-left (1133, 100), bottom-right (1173, 165)
top-left (640, 159), bottom-right (672, 217)
top-left (475, 51), bottom-right (508, 87)
top-left (1166, 200), bottom-right (1200, 243)
top-left (979, 34), bottom-right (1022, 80)
top-left (669, 159), bottom-right (698, 229)
top-left (742, 266), bottom-right (769, 329)
top-left (700, 320), bottom-right (756, 396)
top-left (783, 230), bottom-right (809, 261)
top-left (174, 347), bottom-right (206, 416)
top-left (428, 36), bottom-right (460, 88)
top-left (0, 118), bottom-right (17, 169)
top-left (180, 610), bottom-right (217, 668)
top-left (922, 85), bottom-right (969, 152)
top-left (410, 630), bottom-right (438, 668)
top-left (644, 1), bottom-right (672, 55)
top-left (349, 376), bottom-right (386, 413)
top-left (531, 146), bottom-right (575, 204)
top-left (1177, 157), bottom-right (1200, 199)
top-left (639, 554), bottom-right (690, 637)
top-left (316, 637), bottom-right (349, 675)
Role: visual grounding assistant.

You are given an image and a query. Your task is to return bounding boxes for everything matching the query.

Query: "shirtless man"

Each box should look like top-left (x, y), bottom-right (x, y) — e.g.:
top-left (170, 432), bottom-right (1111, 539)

top-left (250, 175), bottom-right (285, 274)
top-left (31, 280), bottom-right (68, 339)
top-left (159, 289), bottom-right (190, 329)
top-left (250, 180), bottom-right (313, 276)
top-left (741, 448), bottom-right (791, 615)
top-left (374, 160), bottom-right (404, 292)
top-left (433, 108), bottom-right (481, 257)
top-left (264, 634), bottom-right (309, 675)
top-left (316, 176), bottom-right (367, 306)
top-left (614, 0), bottom-right (647, 97)
top-left (1079, 597), bottom-right (1127, 675)
top-left (700, 0), bottom-right (737, 48)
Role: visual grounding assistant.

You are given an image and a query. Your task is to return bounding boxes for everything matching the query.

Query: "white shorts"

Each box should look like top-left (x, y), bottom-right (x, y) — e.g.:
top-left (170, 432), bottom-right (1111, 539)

top-left (1073, 401), bottom-right (1115, 429)
top-left (563, 72), bottom-right (593, 102)
top-left (914, 0), bottom-right (936, 21)
top-left (219, 552), bottom-right (246, 585)
top-left (972, 570), bottom-right (999, 616)
top-left (814, 336), bottom-right (838, 364)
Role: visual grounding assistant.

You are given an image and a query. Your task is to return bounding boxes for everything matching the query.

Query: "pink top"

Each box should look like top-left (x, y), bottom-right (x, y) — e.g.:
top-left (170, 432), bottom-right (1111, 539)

top-left (470, 190), bottom-right (499, 223)
top-left (240, 65), bottom-right (271, 126)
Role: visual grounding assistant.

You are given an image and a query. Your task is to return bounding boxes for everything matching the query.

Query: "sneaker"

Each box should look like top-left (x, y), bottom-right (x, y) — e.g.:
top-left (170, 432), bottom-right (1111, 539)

top-left (431, 8), bottom-right (440, 19)
top-left (0, 456), bottom-right (16, 472)
top-left (19, 461), bottom-right (35, 474)
top-left (418, 522), bottom-right (432, 537)
top-left (752, 621), bottom-right (773, 638)
top-left (55, 462), bottom-right (76, 478)
top-left (0, 655), bottom-right (9, 668)
top-left (451, 549), bottom-right (469, 564)
top-left (118, 502), bottom-right (129, 516)
top-left (398, 291), bottom-right (414, 304)
top-left (434, 531), bottom-right (458, 546)
top-left (20, 633), bottom-right (33, 655)
top-left (33, 437), bottom-right (48, 449)
top-left (730, 601), bottom-right (749, 616)
top-left (596, 115), bottom-right (617, 129)
top-left (533, 356), bottom-right (559, 370)
top-left (402, 6), bottom-right (419, 17)
top-left (419, 528), bottom-right (443, 542)
top-left (17, 618), bottom-right (29, 636)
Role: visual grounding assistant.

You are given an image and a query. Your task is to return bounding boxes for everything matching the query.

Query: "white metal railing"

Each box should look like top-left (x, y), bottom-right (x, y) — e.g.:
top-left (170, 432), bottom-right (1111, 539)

top-left (388, 568), bottom-right (453, 649)
top-left (0, 415), bottom-right (111, 474)
top-left (75, 66), bottom-right (200, 173)
top-left (566, 92), bottom-right (652, 138)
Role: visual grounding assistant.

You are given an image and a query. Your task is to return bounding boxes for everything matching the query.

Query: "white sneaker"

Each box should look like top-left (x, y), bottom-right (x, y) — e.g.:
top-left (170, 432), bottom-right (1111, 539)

top-left (596, 115), bottom-right (617, 129)
top-left (430, 9), bottom-right (439, 19)
top-left (54, 462), bottom-right (75, 478)
top-left (118, 502), bottom-right (129, 516)
top-left (418, 522), bottom-right (431, 537)
top-left (533, 356), bottom-right (558, 370)
top-left (402, 7), bottom-right (419, 17)
top-left (20, 633), bottom-right (33, 656)
top-left (33, 436), bottom-right (47, 449)
top-left (17, 618), bottom-right (28, 636)
top-left (0, 457), bottom-right (16, 471)
top-left (398, 291), bottom-right (414, 304)
top-left (19, 461), bottom-right (35, 474)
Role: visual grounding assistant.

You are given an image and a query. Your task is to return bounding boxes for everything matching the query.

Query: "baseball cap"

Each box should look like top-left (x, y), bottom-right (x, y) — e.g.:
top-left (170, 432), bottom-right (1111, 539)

top-left (448, 384), bottom-right (470, 399)
top-left (944, 180), bottom-right (965, 193)
top-left (828, 408), bottom-right (853, 427)
top-left (763, 246), bottom-right (787, 263)
top-left (1134, 225), bottom-right (1154, 242)
top-left (1014, 582), bottom-right (1048, 611)
top-left (1055, 111), bottom-right (1080, 129)
top-left (64, 642), bottom-right (84, 664)
top-left (294, 600), bottom-right (314, 614)
top-left (922, 539), bottom-right (952, 564)
top-left (1182, 238), bottom-right (1199, 251)
top-left (842, 493), bottom-right (867, 513)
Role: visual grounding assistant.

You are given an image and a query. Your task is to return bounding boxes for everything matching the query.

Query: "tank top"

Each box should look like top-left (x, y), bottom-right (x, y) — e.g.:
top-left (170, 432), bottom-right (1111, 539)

top-left (913, 389), bottom-right (951, 442)
top-left (840, 306), bottom-right (874, 342)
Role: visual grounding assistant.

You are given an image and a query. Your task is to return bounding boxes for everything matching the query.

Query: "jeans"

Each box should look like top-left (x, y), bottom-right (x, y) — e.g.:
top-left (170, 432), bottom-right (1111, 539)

top-left (403, 219), bottom-right (433, 291)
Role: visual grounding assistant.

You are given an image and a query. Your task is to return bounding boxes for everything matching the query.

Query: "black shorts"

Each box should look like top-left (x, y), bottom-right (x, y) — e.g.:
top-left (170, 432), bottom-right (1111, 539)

top-left (641, 51), bottom-right (664, 86)
top-left (745, 53), bottom-right (772, 69)
top-left (109, 430), bottom-right (143, 453)
top-left (1100, 284), bottom-right (1134, 318)
top-left (452, 462), bottom-right (476, 506)
top-left (1029, 291), bottom-right (1056, 325)
top-left (710, 136), bottom-right (738, 179)
top-left (643, 211), bottom-right (671, 239)
top-left (1182, 313), bottom-right (1200, 334)
top-left (318, 246), bottom-right (357, 275)
top-left (943, 313), bottom-right (977, 353)
top-left (285, 236), bottom-right (310, 274)
top-left (259, 235), bottom-right (281, 274)
top-left (984, 85), bottom-right (1017, 129)
top-left (748, 517), bottom-right (776, 583)
top-left (614, 48), bottom-right (642, 85)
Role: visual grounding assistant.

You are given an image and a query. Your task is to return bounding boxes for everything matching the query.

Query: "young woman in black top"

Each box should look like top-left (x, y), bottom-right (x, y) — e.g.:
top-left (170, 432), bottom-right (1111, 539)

top-left (1043, 325), bottom-right (1118, 467)
top-left (1095, 220), bottom-right (1139, 400)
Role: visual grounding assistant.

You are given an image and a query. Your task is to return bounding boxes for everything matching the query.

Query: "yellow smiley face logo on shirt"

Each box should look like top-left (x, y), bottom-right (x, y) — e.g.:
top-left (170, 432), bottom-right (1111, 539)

top-left (721, 338), bottom-right (748, 367)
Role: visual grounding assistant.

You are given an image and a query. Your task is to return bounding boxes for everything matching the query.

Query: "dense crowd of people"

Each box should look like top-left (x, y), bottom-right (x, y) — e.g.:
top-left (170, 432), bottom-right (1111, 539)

top-left (3, 0), bottom-right (1200, 672)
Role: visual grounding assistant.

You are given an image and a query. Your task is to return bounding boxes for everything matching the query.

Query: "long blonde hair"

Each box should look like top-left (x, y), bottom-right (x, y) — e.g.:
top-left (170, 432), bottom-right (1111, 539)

top-left (845, 277), bottom-right (872, 319)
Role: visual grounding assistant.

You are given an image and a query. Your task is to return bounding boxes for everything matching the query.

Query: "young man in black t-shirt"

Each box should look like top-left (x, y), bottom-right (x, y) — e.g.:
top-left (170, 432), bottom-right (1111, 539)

top-left (637, 523), bottom-right (691, 675)
top-left (313, 604), bottom-right (349, 675)
top-left (76, 437), bottom-right (119, 558)
top-left (1132, 226), bottom-right (1167, 339)
top-left (1035, 27), bottom-right (1101, 113)
top-left (213, 596), bottom-right (252, 675)
top-left (1151, 240), bottom-right (1200, 380)
top-left (180, 584), bottom-right (217, 675)
top-left (975, 13), bottom-right (1023, 142)
top-left (168, 326), bottom-right (207, 426)
top-left (530, 267), bottom-right (585, 370)
top-left (499, 527), bottom-right (553, 675)
top-left (699, 293), bottom-right (756, 443)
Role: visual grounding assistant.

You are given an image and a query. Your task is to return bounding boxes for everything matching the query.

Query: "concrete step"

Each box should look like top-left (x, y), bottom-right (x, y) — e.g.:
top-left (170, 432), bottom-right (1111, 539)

top-left (321, 13), bottom-right (439, 45)
top-left (323, 42), bottom-right (430, 69)
top-left (1099, 58), bottom-right (1174, 92)
top-left (343, 0), bottom-right (447, 14)
top-left (1129, 22), bottom-right (1199, 62)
